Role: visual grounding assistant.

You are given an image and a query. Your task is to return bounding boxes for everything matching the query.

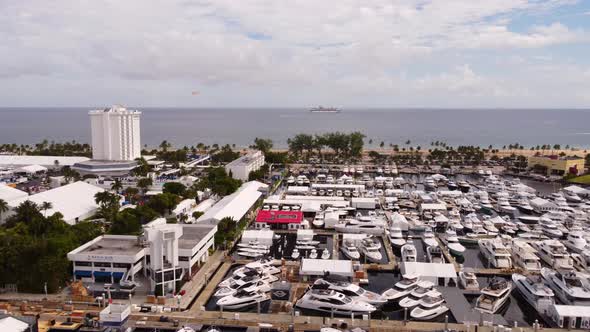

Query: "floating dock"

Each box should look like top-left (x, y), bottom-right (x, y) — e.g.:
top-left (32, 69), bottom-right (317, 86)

top-left (438, 287), bottom-right (507, 326)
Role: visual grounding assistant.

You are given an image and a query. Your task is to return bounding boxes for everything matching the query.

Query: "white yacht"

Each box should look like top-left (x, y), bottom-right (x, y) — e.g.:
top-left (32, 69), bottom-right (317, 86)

top-left (382, 274), bottom-right (420, 301)
top-left (564, 231), bottom-right (588, 253)
top-left (291, 248), bottom-right (300, 260)
top-left (541, 268), bottom-right (590, 306)
top-left (538, 217), bottom-right (563, 239)
top-left (478, 238), bottom-right (512, 268)
top-left (475, 278), bottom-right (512, 314)
top-left (444, 229), bottom-right (466, 257)
top-left (562, 189), bottom-right (583, 204)
top-left (216, 289), bottom-right (269, 309)
top-left (410, 290), bottom-right (449, 321)
top-left (401, 243), bottom-right (418, 263)
top-left (458, 180), bottom-right (471, 193)
top-left (427, 246), bottom-right (445, 264)
top-left (458, 269), bottom-right (480, 291)
top-left (237, 241), bottom-right (268, 250)
top-left (341, 240), bottom-right (360, 260)
top-left (533, 240), bottom-right (574, 271)
top-left (400, 288), bottom-right (442, 309)
top-left (422, 227), bottom-right (438, 247)
top-left (497, 196), bottom-right (517, 215)
top-left (511, 240), bottom-right (542, 272)
top-left (312, 213), bottom-right (325, 228)
top-left (214, 279), bottom-right (270, 297)
top-left (389, 226), bottom-right (406, 248)
top-left (334, 218), bottom-right (386, 235)
top-left (424, 177), bottom-right (436, 191)
top-left (321, 248), bottom-right (330, 260)
top-left (512, 274), bottom-right (554, 315)
top-left (312, 279), bottom-right (387, 305)
top-left (359, 238), bottom-right (383, 263)
top-left (309, 249), bottom-right (318, 259)
top-left (398, 281), bottom-right (435, 308)
top-left (295, 289), bottom-right (377, 315)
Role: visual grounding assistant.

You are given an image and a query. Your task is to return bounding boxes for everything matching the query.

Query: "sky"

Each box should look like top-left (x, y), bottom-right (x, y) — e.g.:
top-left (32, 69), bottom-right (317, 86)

top-left (1, 0), bottom-right (590, 108)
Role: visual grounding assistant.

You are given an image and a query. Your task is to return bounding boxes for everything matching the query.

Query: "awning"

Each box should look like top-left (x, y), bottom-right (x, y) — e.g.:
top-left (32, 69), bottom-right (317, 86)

top-left (74, 270), bottom-right (92, 277)
top-left (93, 271), bottom-right (112, 277)
top-left (112, 272), bottom-right (124, 279)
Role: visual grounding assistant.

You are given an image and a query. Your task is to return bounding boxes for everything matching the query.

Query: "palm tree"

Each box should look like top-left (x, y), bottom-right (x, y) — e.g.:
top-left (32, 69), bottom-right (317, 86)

top-left (137, 177), bottom-right (153, 194)
top-left (41, 201), bottom-right (53, 218)
top-left (111, 178), bottom-right (123, 193)
top-left (0, 198), bottom-right (8, 221)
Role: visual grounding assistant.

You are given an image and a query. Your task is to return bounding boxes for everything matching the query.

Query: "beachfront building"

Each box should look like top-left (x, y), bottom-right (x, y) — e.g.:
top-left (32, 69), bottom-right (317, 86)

top-left (0, 155), bottom-right (90, 169)
top-left (225, 150), bottom-right (265, 181)
top-left (1, 181), bottom-right (104, 225)
top-left (67, 218), bottom-right (217, 294)
top-left (72, 105), bottom-right (141, 176)
top-left (528, 155), bottom-right (586, 176)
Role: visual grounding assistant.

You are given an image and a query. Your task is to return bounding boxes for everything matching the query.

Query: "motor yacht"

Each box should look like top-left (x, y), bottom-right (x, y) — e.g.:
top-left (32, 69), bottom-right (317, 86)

top-left (562, 189), bottom-right (583, 204)
top-left (359, 238), bottom-right (383, 263)
top-left (424, 177), bottom-right (436, 191)
top-left (511, 240), bottom-right (542, 272)
top-left (516, 198), bottom-right (535, 215)
top-left (447, 181), bottom-right (458, 191)
top-left (216, 289), bottom-right (269, 310)
top-left (401, 243), bottom-right (418, 263)
top-left (237, 250), bottom-right (266, 258)
top-left (291, 248), bottom-right (300, 260)
top-left (427, 246), bottom-right (445, 264)
top-left (341, 240), bottom-right (360, 260)
top-left (237, 241), bottom-right (268, 250)
top-left (422, 227), bottom-right (438, 247)
top-left (312, 214), bottom-right (325, 228)
top-left (321, 248), bottom-right (331, 260)
top-left (410, 290), bottom-right (449, 321)
top-left (444, 229), bottom-right (466, 257)
top-left (295, 289), bottom-right (377, 315)
top-left (564, 231), bottom-right (588, 253)
top-left (478, 238), bottom-right (512, 268)
top-left (497, 197), bottom-right (517, 215)
top-left (541, 268), bottom-right (590, 305)
top-left (512, 274), bottom-right (554, 315)
top-left (334, 219), bottom-right (386, 235)
top-left (538, 218), bottom-right (563, 239)
top-left (389, 226), bottom-right (406, 248)
top-left (400, 288), bottom-right (442, 309)
top-left (309, 249), bottom-right (318, 259)
top-left (458, 269), bottom-right (480, 291)
top-left (381, 274), bottom-right (421, 301)
top-left (458, 180), bottom-right (471, 193)
top-left (397, 281), bottom-right (435, 308)
top-left (475, 278), bottom-right (512, 314)
top-left (312, 279), bottom-right (387, 306)
top-left (214, 279), bottom-right (270, 298)
top-left (533, 240), bottom-right (574, 271)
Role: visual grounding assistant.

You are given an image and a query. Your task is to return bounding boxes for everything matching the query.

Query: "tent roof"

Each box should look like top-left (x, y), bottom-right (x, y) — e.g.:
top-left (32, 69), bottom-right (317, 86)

top-left (0, 184), bottom-right (28, 202)
top-left (16, 164), bottom-right (48, 173)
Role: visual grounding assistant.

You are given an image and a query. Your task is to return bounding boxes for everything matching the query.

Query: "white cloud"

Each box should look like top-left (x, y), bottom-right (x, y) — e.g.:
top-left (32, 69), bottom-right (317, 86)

top-left (0, 0), bottom-right (588, 107)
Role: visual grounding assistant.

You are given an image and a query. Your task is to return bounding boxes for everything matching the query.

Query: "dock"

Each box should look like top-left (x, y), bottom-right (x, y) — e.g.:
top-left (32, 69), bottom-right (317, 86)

top-left (438, 287), bottom-right (508, 326)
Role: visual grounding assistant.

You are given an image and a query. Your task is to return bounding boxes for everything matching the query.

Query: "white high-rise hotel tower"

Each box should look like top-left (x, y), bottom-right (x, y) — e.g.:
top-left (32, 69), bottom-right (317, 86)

top-left (89, 105), bottom-right (141, 161)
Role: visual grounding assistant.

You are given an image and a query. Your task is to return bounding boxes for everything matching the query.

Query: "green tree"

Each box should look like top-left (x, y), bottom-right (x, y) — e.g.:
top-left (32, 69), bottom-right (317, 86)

top-left (124, 187), bottom-right (140, 203)
top-left (251, 138), bottom-right (273, 154)
top-left (192, 211), bottom-right (204, 220)
top-left (163, 182), bottom-right (186, 196)
top-left (94, 191), bottom-right (120, 221)
top-left (41, 201), bottom-right (53, 218)
top-left (146, 193), bottom-right (180, 215)
top-left (0, 198), bottom-right (8, 221)
top-left (132, 157), bottom-right (150, 176)
top-left (137, 177), bottom-right (153, 194)
top-left (111, 178), bottom-right (123, 193)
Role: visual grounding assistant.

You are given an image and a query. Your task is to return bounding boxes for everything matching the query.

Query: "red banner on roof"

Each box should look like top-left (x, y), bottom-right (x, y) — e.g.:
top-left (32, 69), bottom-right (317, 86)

top-left (255, 210), bottom-right (303, 224)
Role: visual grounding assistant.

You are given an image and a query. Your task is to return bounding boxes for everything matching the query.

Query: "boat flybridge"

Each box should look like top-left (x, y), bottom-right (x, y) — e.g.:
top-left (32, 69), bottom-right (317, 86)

top-left (401, 243), bottom-right (418, 262)
top-left (389, 226), bottom-right (406, 248)
top-left (359, 237), bottom-right (383, 263)
top-left (340, 240), bottom-right (360, 260)
top-left (475, 277), bottom-right (512, 314)
top-left (512, 274), bottom-right (554, 315)
top-left (533, 240), bottom-right (575, 271)
top-left (410, 290), bottom-right (449, 321)
top-left (511, 240), bottom-right (542, 272)
top-left (422, 227), bottom-right (438, 247)
top-left (312, 279), bottom-right (387, 305)
top-left (458, 269), bottom-right (480, 291)
top-left (478, 238), bottom-right (512, 268)
top-left (295, 289), bottom-right (377, 315)
top-left (398, 281), bottom-right (435, 308)
top-left (564, 231), bottom-right (588, 253)
top-left (541, 268), bottom-right (590, 306)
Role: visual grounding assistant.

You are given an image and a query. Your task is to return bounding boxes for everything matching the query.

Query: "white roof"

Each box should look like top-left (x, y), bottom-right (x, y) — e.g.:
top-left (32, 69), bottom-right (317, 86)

top-left (16, 164), bottom-right (48, 173)
top-left (0, 184), bottom-right (28, 202)
top-left (0, 316), bottom-right (29, 332)
top-left (172, 199), bottom-right (196, 215)
top-left (0, 155), bottom-right (90, 167)
top-left (311, 183), bottom-right (365, 190)
top-left (300, 259), bottom-right (353, 277)
top-left (242, 229), bottom-right (275, 240)
top-left (8, 181), bottom-right (104, 224)
top-left (401, 262), bottom-right (457, 279)
top-left (421, 203), bottom-right (447, 210)
top-left (287, 186), bottom-right (309, 194)
top-left (552, 304), bottom-right (590, 317)
top-left (197, 181), bottom-right (267, 224)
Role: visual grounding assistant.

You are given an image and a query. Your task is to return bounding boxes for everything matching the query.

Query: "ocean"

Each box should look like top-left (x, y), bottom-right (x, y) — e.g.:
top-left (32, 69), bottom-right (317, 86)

top-left (1, 107), bottom-right (589, 149)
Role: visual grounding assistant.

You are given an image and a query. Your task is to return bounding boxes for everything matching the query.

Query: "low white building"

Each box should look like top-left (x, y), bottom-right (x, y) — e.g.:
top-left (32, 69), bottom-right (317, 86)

top-left (548, 304), bottom-right (590, 329)
top-left (400, 262), bottom-right (457, 286)
top-left (197, 181), bottom-right (268, 224)
top-left (225, 150), bottom-right (265, 181)
top-left (300, 259), bottom-right (354, 278)
top-left (241, 229), bottom-right (275, 246)
top-left (0, 184), bottom-right (28, 203)
top-left (5, 181), bottom-right (104, 224)
top-left (0, 155), bottom-right (90, 168)
top-left (67, 218), bottom-right (217, 294)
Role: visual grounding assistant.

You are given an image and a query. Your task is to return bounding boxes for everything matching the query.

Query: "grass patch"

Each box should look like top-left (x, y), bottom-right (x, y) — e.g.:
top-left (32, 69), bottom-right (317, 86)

top-left (568, 174), bottom-right (590, 185)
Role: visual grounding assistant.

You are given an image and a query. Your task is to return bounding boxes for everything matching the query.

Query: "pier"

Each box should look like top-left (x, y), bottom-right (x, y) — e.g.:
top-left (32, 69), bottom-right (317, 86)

top-left (438, 287), bottom-right (508, 326)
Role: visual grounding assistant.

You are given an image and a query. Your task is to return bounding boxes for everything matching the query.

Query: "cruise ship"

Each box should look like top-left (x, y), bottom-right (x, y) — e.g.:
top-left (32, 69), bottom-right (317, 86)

top-left (309, 106), bottom-right (341, 113)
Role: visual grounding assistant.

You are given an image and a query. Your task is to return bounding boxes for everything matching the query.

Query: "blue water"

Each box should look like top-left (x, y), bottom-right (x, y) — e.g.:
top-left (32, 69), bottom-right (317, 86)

top-left (1, 108), bottom-right (589, 148)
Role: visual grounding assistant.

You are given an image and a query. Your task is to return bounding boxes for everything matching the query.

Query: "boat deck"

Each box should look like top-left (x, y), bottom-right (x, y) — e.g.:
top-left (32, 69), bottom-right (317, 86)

top-left (438, 287), bottom-right (507, 326)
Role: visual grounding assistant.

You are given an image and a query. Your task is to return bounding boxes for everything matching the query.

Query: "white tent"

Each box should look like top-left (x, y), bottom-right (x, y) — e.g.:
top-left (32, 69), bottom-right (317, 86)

top-left (0, 316), bottom-right (30, 332)
top-left (0, 184), bottom-right (28, 202)
top-left (16, 164), bottom-right (47, 174)
top-left (400, 262), bottom-right (457, 286)
top-left (300, 259), bottom-right (353, 277)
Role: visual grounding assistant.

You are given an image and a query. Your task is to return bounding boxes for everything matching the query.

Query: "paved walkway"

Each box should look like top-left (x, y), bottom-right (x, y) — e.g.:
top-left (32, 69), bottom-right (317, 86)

top-left (177, 251), bottom-right (226, 310)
